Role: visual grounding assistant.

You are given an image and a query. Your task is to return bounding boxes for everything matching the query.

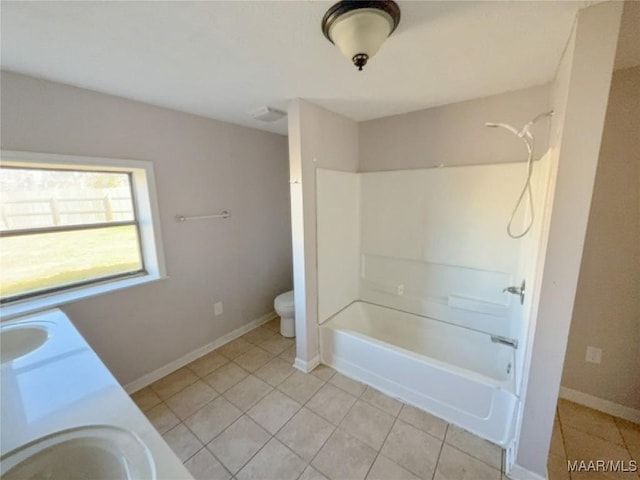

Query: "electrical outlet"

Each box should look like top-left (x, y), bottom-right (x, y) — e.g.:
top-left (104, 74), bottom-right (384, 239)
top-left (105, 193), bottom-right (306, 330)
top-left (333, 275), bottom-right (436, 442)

top-left (585, 346), bottom-right (602, 364)
top-left (214, 301), bottom-right (223, 316)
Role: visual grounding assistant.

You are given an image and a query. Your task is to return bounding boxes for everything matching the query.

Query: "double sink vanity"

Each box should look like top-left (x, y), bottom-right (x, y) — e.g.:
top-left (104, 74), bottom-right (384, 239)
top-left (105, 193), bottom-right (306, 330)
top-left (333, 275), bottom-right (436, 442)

top-left (0, 309), bottom-right (193, 479)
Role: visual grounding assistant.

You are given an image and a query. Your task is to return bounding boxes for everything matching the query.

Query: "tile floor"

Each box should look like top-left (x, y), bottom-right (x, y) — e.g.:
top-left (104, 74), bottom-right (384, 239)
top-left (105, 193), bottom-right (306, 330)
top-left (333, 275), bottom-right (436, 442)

top-left (548, 398), bottom-right (640, 480)
top-left (131, 319), bottom-right (638, 480)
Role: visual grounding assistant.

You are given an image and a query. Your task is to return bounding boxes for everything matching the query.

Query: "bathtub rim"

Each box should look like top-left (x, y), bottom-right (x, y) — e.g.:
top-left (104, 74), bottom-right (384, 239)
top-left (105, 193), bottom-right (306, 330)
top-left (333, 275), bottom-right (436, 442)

top-left (321, 300), bottom-right (517, 394)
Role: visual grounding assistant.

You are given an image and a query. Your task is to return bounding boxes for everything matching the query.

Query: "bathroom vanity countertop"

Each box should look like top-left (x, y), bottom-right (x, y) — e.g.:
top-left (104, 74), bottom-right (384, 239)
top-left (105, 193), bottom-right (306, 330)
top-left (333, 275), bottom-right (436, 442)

top-left (0, 308), bottom-right (193, 479)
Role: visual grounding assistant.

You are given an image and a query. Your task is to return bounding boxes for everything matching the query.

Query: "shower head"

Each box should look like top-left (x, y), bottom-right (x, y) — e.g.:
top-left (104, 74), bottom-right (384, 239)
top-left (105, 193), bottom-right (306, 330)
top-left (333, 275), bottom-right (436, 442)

top-left (485, 110), bottom-right (554, 140)
top-left (530, 110), bottom-right (555, 124)
top-left (484, 122), bottom-right (520, 137)
top-left (519, 110), bottom-right (555, 139)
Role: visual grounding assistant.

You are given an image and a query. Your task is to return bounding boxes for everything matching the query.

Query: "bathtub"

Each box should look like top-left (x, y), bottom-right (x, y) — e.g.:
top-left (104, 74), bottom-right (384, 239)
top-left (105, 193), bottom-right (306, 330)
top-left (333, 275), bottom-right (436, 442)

top-left (319, 301), bottom-right (518, 447)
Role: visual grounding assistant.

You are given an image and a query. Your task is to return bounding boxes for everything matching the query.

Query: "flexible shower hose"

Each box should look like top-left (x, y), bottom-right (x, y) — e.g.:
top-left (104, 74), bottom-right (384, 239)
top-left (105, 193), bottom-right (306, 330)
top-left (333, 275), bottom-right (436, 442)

top-left (507, 136), bottom-right (535, 239)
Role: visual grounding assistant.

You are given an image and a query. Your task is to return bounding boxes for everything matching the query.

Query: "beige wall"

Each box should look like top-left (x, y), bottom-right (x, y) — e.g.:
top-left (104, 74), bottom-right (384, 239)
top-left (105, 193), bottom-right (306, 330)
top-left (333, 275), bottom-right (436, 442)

top-left (288, 99), bottom-right (358, 369)
top-left (359, 84), bottom-right (550, 171)
top-left (562, 65), bottom-right (640, 410)
top-left (0, 71), bottom-right (292, 385)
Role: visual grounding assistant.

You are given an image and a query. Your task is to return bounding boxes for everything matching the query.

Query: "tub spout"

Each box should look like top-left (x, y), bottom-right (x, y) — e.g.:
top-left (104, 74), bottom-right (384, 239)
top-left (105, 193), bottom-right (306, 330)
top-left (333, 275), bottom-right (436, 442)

top-left (491, 335), bottom-right (518, 349)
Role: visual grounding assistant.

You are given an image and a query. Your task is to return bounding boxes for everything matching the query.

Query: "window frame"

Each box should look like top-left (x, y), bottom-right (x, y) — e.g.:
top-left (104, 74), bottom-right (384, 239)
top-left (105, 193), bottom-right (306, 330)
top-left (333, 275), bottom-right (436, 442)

top-left (0, 150), bottom-right (167, 319)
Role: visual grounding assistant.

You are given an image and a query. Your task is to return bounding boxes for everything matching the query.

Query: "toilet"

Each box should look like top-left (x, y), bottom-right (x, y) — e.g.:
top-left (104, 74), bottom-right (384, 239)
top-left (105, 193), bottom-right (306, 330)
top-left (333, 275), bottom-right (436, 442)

top-left (274, 290), bottom-right (295, 338)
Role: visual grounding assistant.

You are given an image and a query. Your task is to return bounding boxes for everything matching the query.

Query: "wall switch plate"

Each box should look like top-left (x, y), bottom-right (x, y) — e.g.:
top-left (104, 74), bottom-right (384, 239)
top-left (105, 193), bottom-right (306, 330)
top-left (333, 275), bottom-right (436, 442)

top-left (214, 301), bottom-right (223, 316)
top-left (585, 346), bottom-right (602, 364)
top-left (397, 284), bottom-right (405, 296)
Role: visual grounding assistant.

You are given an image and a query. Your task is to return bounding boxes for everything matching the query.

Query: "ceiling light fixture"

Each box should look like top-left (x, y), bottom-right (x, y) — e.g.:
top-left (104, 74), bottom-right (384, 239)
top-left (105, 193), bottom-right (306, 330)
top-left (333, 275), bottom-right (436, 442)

top-left (322, 0), bottom-right (401, 71)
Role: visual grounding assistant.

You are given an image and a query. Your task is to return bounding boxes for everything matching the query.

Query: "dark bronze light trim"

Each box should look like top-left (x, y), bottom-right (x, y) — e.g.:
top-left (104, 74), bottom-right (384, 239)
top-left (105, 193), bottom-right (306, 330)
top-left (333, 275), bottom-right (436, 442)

top-left (321, 0), bottom-right (401, 44)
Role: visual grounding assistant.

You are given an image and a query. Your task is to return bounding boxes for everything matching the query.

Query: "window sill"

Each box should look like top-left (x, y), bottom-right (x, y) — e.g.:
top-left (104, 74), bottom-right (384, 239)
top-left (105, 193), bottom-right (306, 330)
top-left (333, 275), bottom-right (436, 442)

top-left (0, 273), bottom-right (168, 321)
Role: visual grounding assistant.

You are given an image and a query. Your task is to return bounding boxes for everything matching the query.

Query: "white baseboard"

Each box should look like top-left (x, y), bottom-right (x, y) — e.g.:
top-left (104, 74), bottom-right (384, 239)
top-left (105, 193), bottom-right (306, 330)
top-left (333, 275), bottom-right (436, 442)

top-left (293, 354), bottom-right (320, 373)
top-left (124, 311), bottom-right (277, 393)
top-left (507, 464), bottom-right (547, 480)
top-left (559, 386), bottom-right (640, 423)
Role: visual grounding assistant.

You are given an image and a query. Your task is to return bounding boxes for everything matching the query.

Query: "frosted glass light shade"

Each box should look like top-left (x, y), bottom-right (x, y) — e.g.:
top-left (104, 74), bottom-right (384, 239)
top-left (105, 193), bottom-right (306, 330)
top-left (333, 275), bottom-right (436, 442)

top-left (329, 9), bottom-right (393, 63)
top-left (322, 1), bottom-right (401, 71)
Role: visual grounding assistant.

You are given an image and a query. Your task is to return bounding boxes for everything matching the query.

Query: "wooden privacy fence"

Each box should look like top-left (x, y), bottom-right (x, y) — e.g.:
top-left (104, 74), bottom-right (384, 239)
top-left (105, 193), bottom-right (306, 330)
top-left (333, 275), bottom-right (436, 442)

top-left (0, 194), bottom-right (134, 230)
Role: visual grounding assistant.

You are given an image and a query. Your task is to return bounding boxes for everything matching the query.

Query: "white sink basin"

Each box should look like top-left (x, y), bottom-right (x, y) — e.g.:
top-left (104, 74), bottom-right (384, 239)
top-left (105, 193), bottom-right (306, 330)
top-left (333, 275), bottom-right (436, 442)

top-left (0, 324), bottom-right (49, 363)
top-left (0, 425), bottom-right (156, 480)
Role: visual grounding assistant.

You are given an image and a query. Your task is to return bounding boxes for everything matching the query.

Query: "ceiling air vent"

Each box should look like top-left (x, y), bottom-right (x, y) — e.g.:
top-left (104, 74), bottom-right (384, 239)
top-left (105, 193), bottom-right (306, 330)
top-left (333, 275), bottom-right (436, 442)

top-left (249, 106), bottom-right (287, 122)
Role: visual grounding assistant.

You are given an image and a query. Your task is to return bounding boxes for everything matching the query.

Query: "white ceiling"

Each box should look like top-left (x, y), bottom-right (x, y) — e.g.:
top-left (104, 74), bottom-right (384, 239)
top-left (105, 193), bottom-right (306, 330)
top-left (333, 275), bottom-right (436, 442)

top-left (1, 1), bottom-right (627, 136)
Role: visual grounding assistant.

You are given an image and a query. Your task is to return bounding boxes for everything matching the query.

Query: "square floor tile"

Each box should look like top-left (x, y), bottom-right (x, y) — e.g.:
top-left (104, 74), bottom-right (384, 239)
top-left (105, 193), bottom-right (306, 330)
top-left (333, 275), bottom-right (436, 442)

top-left (310, 364), bottom-right (336, 382)
top-left (277, 407), bottom-right (335, 461)
top-left (263, 318), bottom-right (280, 332)
top-left (234, 346), bottom-right (274, 372)
top-left (203, 362), bottom-right (249, 393)
top-left (367, 454), bottom-right (420, 480)
top-left (562, 424), bottom-right (631, 464)
top-left (340, 400), bottom-right (395, 450)
top-left (162, 423), bottom-right (203, 462)
top-left (399, 404), bottom-right (448, 439)
top-left (207, 415), bottom-right (271, 474)
top-left (247, 389), bottom-right (301, 434)
top-left (254, 357), bottom-right (295, 386)
top-left (361, 387), bottom-right (403, 417)
top-left (145, 402), bottom-right (180, 434)
top-left (184, 447), bottom-right (231, 480)
top-left (547, 453), bottom-right (570, 480)
top-left (242, 326), bottom-right (277, 345)
top-left (184, 396), bottom-right (243, 444)
top-left (131, 387), bottom-right (161, 412)
top-left (150, 367), bottom-right (198, 400)
top-left (260, 335), bottom-right (294, 355)
top-left (187, 351), bottom-right (229, 377)
top-left (217, 338), bottom-right (253, 359)
top-left (435, 444), bottom-right (501, 480)
top-left (381, 419), bottom-right (442, 479)
top-left (306, 383), bottom-right (358, 425)
top-left (224, 375), bottom-right (273, 411)
top-left (277, 371), bottom-right (324, 404)
top-left (166, 380), bottom-right (218, 420)
top-left (445, 424), bottom-right (502, 470)
top-left (279, 345), bottom-right (296, 363)
top-left (329, 372), bottom-right (367, 397)
top-left (236, 438), bottom-right (306, 480)
top-left (312, 429), bottom-right (377, 480)
top-left (558, 399), bottom-right (624, 445)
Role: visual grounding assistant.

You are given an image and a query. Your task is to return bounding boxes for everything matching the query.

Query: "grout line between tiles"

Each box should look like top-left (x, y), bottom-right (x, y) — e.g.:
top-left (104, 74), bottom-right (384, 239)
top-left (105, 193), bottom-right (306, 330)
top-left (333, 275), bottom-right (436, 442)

top-left (431, 423), bottom-right (449, 480)
top-left (363, 414), bottom-right (401, 480)
top-left (556, 406), bottom-right (571, 465)
top-left (614, 417), bottom-right (638, 462)
top-left (303, 378), bottom-right (369, 479)
top-left (199, 360), bottom-right (329, 478)
top-left (230, 369), bottom-right (331, 479)
top-left (207, 417), bottom-right (268, 477)
top-left (149, 370), bottom-right (201, 401)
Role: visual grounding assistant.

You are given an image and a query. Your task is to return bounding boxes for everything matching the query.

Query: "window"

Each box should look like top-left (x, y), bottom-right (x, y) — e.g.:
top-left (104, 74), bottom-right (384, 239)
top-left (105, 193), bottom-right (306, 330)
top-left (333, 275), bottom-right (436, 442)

top-left (0, 151), bottom-right (166, 317)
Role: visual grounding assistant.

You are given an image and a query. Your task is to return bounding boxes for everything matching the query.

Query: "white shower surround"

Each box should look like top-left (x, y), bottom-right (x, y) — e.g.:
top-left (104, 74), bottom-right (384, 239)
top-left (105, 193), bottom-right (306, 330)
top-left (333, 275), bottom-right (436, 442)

top-left (316, 155), bottom-right (553, 447)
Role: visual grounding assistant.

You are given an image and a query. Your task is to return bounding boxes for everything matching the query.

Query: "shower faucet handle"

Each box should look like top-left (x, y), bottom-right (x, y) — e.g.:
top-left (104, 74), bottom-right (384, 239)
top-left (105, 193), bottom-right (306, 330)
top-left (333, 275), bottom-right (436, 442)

top-left (503, 280), bottom-right (525, 305)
